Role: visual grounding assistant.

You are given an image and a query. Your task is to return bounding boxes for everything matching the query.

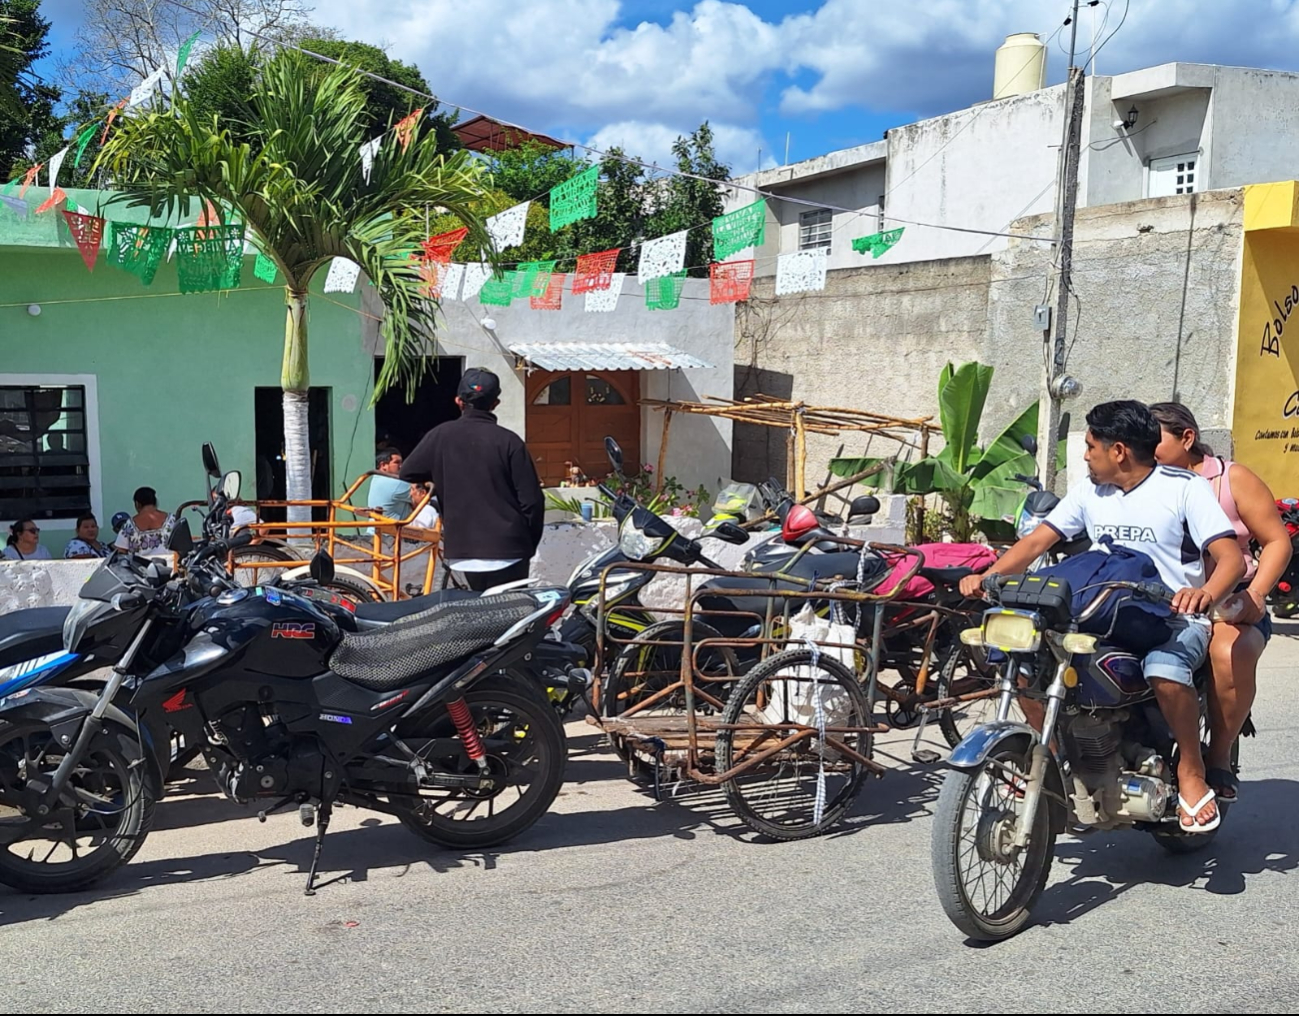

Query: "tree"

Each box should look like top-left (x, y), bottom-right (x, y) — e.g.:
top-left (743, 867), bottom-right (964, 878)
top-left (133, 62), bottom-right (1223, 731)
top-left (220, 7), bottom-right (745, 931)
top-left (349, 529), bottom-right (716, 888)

top-left (97, 51), bottom-right (492, 521)
top-left (645, 122), bottom-right (729, 278)
top-left (0, 0), bottom-right (62, 181)
top-left (61, 0), bottom-right (316, 98)
top-left (293, 37), bottom-right (459, 152)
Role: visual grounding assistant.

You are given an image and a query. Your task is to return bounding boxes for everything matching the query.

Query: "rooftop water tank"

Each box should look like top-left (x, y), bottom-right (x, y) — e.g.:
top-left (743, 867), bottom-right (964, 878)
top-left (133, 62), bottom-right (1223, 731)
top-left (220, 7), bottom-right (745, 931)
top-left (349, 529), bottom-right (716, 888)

top-left (994, 32), bottom-right (1047, 100)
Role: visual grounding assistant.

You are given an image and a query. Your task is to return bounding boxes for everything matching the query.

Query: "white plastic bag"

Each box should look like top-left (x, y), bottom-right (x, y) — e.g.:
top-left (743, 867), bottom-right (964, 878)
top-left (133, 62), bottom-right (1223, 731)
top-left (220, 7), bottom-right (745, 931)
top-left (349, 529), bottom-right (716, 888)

top-left (760, 604), bottom-right (856, 728)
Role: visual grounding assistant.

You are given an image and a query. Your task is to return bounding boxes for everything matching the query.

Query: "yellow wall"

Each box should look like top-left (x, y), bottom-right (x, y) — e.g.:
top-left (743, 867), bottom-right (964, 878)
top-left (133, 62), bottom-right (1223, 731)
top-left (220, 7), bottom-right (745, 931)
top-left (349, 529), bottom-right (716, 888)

top-left (1233, 183), bottom-right (1299, 491)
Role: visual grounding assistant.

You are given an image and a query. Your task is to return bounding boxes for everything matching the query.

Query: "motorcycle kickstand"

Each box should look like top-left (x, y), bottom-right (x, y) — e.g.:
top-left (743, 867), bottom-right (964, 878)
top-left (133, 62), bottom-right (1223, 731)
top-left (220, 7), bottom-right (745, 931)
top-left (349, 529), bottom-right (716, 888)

top-left (304, 800), bottom-right (333, 897)
top-left (910, 706), bottom-right (941, 766)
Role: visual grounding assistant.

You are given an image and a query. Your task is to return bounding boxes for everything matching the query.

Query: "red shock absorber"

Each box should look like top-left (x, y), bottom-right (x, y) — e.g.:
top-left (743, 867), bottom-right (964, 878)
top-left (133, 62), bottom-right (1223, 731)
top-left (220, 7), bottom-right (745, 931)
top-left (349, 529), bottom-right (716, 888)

top-left (446, 697), bottom-right (486, 761)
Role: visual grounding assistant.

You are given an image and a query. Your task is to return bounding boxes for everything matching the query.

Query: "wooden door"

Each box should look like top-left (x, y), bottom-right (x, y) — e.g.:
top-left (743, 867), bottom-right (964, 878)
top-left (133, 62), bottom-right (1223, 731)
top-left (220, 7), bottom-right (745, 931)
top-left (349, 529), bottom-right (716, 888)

top-left (525, 370), bottom-right (640, 486)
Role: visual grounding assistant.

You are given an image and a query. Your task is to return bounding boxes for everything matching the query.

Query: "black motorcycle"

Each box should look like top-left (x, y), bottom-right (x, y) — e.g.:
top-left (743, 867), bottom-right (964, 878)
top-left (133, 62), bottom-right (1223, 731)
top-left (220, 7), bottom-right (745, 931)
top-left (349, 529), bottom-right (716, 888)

top-left (0, 469), bottom-right (571, 896)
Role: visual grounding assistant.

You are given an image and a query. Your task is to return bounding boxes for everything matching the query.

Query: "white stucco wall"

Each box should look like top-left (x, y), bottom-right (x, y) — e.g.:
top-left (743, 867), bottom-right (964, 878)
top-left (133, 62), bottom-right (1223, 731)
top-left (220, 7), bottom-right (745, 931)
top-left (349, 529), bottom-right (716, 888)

top-left (362, 277), bottom-right (734, 492)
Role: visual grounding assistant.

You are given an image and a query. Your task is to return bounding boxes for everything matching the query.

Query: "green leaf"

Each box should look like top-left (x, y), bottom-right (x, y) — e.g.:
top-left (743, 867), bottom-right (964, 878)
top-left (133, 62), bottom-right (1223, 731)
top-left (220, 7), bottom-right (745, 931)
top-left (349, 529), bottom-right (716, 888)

top-left (969, 455), bottom-right (1037, 521)
top-left (827, 456), bottom-right (893, 483)
top-left (892, 456), bottom-right (968, 496)
top-left (937, 361), bottom-right (993, 475)
top-left (976, 400), bottom-right (1040, 478)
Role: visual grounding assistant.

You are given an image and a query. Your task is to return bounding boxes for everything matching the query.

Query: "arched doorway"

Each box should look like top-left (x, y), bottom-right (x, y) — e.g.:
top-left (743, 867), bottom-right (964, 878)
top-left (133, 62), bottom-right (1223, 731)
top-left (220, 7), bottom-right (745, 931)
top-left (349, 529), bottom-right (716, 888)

top-left (525, 370), bottom-right (640, 486)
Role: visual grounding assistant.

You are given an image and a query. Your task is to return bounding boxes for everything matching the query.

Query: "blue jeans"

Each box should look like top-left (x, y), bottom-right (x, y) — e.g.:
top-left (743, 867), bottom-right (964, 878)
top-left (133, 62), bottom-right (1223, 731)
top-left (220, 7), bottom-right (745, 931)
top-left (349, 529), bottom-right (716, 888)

top-left (1143, 615), bottom-right (1211, 687)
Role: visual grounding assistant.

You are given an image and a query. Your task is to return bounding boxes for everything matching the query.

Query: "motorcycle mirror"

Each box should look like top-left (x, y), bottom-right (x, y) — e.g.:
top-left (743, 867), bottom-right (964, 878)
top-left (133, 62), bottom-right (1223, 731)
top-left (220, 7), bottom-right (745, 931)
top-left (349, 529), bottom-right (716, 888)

top-left (309, 549), bottom-right (336, 585)
top-left (221, 470), bottom-right (242, 501)
top-left (848, 495), bottom-right (880, 519)
top-left (1020, 434), bottom-right (1038, 455)
top-left (202, 442), bottom-right (222, 479)
top-left (713, 521), bottom-right (749, 545)
top-left (167, 517), bottom-right (195, 555)
top-left (604, 436), bottom-right (625, 477)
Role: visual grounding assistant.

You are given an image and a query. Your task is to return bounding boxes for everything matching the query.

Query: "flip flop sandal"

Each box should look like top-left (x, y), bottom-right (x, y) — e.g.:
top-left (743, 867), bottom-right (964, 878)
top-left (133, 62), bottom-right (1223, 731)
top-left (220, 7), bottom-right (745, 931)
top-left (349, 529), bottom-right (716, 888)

top-left (1178, 789), bottom-right (1222, 833)
top-left (1206, 766), bottom-right (1239, 802)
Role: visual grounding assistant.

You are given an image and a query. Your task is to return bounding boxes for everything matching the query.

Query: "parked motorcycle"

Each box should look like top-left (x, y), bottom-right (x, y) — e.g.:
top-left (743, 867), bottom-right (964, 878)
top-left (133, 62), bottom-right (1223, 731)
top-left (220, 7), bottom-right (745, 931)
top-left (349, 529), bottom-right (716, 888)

top-left (931, 572), bottom-right (1242, 941)
top-left (0, 465), bottom-right (571, 896)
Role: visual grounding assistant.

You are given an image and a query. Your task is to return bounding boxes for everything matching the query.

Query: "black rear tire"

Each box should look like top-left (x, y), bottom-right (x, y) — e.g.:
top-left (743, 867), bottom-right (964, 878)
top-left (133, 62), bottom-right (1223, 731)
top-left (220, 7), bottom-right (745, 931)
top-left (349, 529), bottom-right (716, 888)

top-left (393, 677), bottom-right (565, 850)
top-left (0, 718), bottom-right (154, 894)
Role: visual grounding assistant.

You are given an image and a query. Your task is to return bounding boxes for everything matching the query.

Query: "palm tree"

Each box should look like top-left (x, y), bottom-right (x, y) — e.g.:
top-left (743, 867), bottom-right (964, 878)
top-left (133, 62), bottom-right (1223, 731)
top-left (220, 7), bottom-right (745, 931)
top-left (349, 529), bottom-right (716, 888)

top-left (97, 51), bottom-right (491, 523)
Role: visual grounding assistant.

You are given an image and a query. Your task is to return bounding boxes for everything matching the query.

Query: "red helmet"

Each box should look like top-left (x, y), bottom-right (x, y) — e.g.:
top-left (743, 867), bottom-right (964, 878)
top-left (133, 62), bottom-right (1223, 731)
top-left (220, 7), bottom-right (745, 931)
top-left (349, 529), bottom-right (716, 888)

top-left (782, 503), bottom-right (819, 543)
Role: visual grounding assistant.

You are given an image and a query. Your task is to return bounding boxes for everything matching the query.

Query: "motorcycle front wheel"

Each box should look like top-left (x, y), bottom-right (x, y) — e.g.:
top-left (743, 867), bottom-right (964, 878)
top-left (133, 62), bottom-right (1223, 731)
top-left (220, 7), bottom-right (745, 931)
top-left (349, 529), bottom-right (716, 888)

top-left (0, 717), bottom-right (154, 894)
top-left (931, 744), bottom-right (1055, 941)
top-left (392, 677), bottom-right (565, 850)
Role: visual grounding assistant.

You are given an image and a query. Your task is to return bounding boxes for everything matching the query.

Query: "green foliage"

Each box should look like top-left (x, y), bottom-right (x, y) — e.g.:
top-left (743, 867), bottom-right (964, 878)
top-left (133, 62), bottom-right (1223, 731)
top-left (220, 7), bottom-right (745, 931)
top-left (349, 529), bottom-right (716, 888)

top-left (0, 0), bottom-right (62, 180)
top-left (830, 361), bottom-right (1047, 541)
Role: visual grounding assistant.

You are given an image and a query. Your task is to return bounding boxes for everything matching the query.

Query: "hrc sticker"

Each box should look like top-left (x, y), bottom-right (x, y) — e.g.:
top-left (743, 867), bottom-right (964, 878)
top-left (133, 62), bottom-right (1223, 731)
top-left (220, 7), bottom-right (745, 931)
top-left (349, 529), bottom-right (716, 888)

top-left (271, 622), bottom-right (315, 639)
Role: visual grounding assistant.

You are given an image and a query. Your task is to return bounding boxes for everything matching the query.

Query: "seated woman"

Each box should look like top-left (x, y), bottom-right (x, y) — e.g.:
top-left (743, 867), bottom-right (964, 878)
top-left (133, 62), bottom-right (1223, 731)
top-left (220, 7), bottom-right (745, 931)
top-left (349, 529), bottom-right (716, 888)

top-left (3, 518), bottom-right (52, 561)
top-left (1150, 402), bottom-right (1293, 802)
top-left (113, 486), bottom-right (177, 554)
top-left (64, 513), bottom-right (111, 559)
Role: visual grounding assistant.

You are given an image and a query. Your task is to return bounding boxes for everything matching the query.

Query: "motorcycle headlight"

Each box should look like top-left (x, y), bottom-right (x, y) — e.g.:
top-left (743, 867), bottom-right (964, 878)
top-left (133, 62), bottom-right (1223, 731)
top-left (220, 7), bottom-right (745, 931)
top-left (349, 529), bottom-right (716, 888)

top-left (981, 609), bottom-right (1042, 653)
top-left (62, 598), bottom-right (112, 653)
top-left (618, 519), bottom-right (666, 561)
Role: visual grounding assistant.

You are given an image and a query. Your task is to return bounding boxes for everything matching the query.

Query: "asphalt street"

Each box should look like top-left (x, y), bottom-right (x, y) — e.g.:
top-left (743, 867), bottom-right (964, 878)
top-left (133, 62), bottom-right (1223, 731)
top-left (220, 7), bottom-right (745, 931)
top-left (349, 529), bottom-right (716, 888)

top-left (3, 624), bottom-right (1297, 1014)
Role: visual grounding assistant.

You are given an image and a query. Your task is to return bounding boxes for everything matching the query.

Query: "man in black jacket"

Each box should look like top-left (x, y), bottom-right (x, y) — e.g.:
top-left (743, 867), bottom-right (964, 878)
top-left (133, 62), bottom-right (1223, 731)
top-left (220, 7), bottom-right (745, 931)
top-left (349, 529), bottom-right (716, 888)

top-left (400, 368), bottom-right (545, 591)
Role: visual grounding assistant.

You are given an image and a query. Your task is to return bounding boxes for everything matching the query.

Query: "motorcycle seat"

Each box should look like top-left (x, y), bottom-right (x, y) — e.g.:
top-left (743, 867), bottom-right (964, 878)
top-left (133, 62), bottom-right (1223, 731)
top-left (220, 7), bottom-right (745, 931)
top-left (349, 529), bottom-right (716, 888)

top-left (750, 550), bottom-right (869, 581)
top-left (330, 592), bottom-right (539, 690)
top-left (352, 588), bottom-right (478, 624)
top-left (919, 566), bottom-right (975, 588)
top-left (0, 606), bottom-right (71, 669)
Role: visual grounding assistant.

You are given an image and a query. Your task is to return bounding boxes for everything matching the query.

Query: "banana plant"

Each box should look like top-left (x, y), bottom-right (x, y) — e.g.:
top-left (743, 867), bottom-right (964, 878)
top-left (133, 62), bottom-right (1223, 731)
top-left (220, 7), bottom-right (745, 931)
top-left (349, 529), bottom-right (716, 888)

top-left (829, 361), bottom-right (1060, 540)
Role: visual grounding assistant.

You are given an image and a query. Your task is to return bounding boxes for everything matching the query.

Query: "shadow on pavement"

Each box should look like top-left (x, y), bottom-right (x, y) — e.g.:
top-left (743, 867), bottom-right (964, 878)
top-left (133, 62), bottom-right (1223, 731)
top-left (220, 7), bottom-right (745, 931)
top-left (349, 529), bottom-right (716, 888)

top-left (1029, 777), bottom-right (1299, 934)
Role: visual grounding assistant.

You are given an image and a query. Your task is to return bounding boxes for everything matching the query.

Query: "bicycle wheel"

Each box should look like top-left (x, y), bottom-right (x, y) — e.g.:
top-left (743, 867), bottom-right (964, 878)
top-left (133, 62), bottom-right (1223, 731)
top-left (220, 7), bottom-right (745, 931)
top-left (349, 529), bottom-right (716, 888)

top-left (935, 645), bottom-right (1021, 749)
top-left (229, 544), bottom-right (298, 587)
top-left (715, 648), bottom-right (872, 840)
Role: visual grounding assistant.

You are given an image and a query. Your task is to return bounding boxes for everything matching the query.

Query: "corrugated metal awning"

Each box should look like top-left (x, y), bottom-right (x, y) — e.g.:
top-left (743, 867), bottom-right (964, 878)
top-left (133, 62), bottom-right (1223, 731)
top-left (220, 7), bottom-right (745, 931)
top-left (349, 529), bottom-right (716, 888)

top-left (509, 342), bottom-right (713, 372)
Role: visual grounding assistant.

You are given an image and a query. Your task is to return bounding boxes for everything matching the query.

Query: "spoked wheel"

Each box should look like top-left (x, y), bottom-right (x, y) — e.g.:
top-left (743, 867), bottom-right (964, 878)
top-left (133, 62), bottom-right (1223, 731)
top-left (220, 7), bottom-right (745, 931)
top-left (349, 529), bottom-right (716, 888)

top-left (602, 621), bottom-right (739, 773)
top-left (0, 719), bottom-right (154, 894)
top-left (715, 648), bottom-right (873, 840)
top-left (392, 677), bottom-right (565, 850)
top-left (935, 647), bottom-right (1021, 749)
top-left (931, 744), bottom-right (1055, 941)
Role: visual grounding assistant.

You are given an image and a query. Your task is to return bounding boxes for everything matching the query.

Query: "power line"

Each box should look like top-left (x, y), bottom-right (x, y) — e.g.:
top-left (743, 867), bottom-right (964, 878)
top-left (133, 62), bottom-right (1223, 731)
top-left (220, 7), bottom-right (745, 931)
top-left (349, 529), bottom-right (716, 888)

top-left (150, 0), bottom-right (1051, 246)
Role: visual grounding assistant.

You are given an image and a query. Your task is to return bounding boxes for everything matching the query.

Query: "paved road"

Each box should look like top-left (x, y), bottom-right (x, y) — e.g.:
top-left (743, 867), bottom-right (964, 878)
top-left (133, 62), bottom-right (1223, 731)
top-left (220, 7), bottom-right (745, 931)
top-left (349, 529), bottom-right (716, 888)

top-left (3, 626), bottom-right (1298, 1014)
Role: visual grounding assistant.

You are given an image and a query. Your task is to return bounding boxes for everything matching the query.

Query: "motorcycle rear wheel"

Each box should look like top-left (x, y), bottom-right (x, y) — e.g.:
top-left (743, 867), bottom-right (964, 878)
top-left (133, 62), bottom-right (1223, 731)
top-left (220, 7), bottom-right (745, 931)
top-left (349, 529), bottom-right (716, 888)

top-left (931, 744), bottom-right (1055, 941)
top-left (0, 718), bottom-right (154, 894)
top-left (393, 677), bottom-right (565, 850)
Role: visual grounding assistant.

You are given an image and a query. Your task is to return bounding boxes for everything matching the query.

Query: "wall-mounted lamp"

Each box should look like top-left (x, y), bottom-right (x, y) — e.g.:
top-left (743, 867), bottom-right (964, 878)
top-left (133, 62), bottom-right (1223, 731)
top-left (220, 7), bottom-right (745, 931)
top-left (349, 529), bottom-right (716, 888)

top-left (1119, 105), bottom-right (1139, 130)
top-left (480, 315), bottom-right (497, 331)
top-left (26, 304), bottom-right (41, 316)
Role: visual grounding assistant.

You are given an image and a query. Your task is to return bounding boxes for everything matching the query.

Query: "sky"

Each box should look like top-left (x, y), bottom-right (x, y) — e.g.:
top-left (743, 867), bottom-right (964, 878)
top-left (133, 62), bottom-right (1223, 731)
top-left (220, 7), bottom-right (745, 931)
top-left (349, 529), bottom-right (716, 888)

top-left (33, 0), bottom-right (1299, 175)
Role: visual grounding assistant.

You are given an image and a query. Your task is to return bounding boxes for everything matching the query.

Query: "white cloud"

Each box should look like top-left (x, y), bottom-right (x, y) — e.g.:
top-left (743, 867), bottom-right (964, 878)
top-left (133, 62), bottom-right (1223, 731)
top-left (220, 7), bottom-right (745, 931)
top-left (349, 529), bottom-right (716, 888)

top-left (292, 0), bottom-right (1299, 167)
top-left (584, 120), bottom-right (774, 176)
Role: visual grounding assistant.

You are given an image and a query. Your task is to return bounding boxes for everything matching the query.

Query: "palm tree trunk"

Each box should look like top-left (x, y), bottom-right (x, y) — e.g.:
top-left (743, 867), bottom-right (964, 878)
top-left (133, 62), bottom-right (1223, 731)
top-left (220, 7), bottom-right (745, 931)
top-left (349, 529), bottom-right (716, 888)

top-left (282, 289), bottom-right (313, 528)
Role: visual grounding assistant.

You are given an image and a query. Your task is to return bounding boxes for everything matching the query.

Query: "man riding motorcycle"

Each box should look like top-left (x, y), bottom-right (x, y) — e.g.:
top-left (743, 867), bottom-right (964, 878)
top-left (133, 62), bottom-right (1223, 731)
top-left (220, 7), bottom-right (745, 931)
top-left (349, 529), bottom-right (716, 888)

top-left (959, 401), bottom-right (1244, 833)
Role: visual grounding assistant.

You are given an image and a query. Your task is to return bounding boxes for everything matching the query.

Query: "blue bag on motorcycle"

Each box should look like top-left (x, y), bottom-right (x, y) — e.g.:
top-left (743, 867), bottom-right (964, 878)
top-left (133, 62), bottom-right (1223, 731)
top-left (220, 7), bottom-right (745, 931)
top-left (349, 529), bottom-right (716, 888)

top-left (1029, 538), bottom-right (1173, 653)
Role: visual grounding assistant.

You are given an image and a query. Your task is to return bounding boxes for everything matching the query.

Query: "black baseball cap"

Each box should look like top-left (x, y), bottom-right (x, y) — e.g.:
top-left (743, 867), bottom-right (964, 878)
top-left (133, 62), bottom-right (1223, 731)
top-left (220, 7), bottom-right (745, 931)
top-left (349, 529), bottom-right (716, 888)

top-left (458, 368), bottom-right (501, 403)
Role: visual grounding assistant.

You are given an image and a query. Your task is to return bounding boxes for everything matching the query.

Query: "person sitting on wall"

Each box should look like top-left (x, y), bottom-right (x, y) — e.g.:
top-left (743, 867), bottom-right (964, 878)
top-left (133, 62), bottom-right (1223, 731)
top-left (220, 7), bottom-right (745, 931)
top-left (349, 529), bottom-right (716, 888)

top-left (114, 487), bottom-right (177, 554)
top-left (3, 518), bottom-right (52, 561)
top-left (64, 513), bottom-right (111, 559)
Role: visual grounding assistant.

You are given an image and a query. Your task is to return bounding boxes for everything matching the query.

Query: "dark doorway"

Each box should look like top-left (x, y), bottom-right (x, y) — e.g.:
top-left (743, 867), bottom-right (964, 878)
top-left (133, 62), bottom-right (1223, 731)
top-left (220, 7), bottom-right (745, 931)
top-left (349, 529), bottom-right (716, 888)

top-left (254, 387), bottom-right (332, 522)
top-left (373, 356), bottom-right (463, 455)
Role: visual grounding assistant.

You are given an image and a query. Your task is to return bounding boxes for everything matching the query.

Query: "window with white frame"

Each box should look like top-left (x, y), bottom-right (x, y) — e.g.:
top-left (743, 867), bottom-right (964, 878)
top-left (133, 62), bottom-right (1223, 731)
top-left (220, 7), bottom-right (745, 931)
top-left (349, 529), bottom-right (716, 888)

top-left (0, 378), bottom-right (99, 529)
top-left (1148, 153), bottom-right (1200, 197)
top-left (799, 208), bottom-right (833, 251)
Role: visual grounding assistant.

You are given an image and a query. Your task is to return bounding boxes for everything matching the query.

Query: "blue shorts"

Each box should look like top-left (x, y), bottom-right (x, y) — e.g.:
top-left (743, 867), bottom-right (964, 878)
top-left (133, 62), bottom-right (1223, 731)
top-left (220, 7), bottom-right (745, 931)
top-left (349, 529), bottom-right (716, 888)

top-left (1233, 583), bottom-right (1273, 644)
top-left (1143, 616), bottom-right (1211, 687)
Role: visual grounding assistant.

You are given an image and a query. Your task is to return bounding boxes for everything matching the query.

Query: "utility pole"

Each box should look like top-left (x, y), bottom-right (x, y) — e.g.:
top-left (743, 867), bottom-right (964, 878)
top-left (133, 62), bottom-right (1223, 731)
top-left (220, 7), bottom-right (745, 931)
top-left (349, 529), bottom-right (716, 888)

top-left (1037, 0), bottom-right (1086, 492)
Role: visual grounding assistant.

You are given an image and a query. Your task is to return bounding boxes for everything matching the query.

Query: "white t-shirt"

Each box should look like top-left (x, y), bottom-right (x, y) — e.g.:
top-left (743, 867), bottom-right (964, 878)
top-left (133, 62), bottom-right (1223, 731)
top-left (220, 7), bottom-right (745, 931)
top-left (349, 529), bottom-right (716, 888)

top-left (1044, 465), bottom-right (1236, 592)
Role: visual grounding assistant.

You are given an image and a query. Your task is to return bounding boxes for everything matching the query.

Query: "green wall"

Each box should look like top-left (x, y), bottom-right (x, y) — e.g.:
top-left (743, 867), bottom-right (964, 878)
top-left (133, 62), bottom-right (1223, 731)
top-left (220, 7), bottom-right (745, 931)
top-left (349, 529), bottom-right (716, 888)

top-left (2, 192), bottom-right (376, 553)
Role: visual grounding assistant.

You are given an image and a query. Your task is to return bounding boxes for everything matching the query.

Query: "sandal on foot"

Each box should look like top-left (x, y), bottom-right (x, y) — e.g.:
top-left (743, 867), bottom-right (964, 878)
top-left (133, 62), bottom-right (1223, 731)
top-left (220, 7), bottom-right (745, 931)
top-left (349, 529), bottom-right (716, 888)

top-left (1178, 789), bottom-right (1222, 833)
top-left (1206, 766), bottom-right (1239, 802)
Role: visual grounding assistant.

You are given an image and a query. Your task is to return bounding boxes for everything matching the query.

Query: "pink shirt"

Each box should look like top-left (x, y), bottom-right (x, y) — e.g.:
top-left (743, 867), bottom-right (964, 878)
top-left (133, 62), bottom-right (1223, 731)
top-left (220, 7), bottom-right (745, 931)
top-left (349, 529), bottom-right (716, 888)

top-left (1200, 456), bottom-right (1257, 582)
